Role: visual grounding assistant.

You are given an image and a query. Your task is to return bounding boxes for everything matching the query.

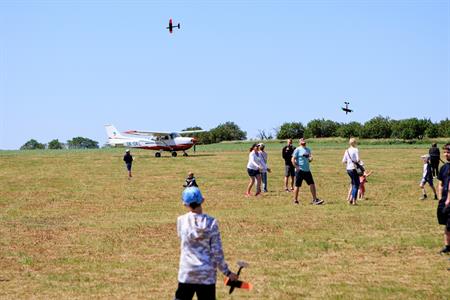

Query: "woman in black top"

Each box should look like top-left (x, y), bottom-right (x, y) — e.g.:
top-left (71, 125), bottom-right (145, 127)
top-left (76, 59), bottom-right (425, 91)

top-left (429, 143), bottom-right (440, 177)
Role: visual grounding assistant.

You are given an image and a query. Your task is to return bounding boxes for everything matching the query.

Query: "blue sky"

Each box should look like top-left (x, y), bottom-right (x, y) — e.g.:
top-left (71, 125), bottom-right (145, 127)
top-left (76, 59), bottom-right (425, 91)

top-left (1, 0), bottom-right (449, 150)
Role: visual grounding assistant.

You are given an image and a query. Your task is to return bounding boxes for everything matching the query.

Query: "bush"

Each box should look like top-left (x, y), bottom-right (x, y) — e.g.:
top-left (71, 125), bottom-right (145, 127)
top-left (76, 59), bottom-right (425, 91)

top-left (276, 122), bottom-right (305, 139)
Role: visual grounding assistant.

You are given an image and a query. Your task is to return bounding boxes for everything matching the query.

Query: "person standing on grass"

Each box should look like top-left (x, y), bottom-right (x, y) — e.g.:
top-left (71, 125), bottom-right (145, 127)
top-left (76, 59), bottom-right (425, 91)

top-left (123, 149), bottom-right (133, 179)
top-left (246, 143), bottom-right (263, 197)
top-left (282, 139), bottom-right (296, 192)
top-left (342, 138), bottom-right (361, 205)
top-left (175, 187), bottom-right (238, 300)
top-left (258, 143), bottom-right (271, 193)
top-left (419, 154), bottom-right (438, 200)
top-left (436, 143), bottom-right (450, 254)
top-left (429, 143), bottom-right (440, 178)
top-left (291, 138), bottom-right (324, 205)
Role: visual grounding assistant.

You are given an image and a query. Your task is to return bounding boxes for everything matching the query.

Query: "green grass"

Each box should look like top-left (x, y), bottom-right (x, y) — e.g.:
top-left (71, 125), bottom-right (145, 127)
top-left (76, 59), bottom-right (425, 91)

top-left (0, 144), bottom-right (449, 299)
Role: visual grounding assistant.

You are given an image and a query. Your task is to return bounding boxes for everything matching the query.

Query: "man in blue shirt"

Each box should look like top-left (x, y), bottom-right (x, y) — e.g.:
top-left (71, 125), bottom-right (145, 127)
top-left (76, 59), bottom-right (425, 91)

top-left (437, 143), bottom-right (450, 254)
top-left (291, 138), bottom-right (324, 205)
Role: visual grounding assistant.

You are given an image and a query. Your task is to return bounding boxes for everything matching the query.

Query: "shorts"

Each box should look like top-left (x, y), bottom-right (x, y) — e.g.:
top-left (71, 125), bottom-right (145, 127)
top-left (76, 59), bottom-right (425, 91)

top-left (295, 170), bottom-right (314, 187)
top-left (420, 178), bottom-right (433, 187)
top-left (247, 168), bottom-right (260, 177)
top-left (437, 199), bottom-right (450, 231)
top-left (284, 165), bottom-right (295, 177)
top-left (126, 163), bottom-right (132, 171)
top-left (175, 282), bottom-right (215, 300)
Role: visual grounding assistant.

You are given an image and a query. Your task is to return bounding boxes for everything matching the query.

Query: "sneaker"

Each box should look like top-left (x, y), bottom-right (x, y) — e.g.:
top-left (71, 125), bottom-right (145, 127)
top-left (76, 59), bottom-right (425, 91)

top-left (312, 199), bottom-right (324, 205)
top-left (293, 200), bottom-right (299, 205)
top-left (419, 195), bottom-right (427, 200)
top-left (440, 245), bottom-right (450, 254)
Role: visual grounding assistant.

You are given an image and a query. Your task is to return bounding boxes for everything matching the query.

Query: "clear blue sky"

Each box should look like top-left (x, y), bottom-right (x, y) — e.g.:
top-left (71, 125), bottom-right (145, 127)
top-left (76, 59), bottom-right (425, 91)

top-left (1, 0), bottom-right (449, 150)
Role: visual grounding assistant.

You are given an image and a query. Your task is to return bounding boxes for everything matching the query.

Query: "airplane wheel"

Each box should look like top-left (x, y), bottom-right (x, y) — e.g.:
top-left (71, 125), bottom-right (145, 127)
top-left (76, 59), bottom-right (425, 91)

top-left (171, 152), bottom-right (177, 157)
top-left (155, 152), bottom-right (161, 158)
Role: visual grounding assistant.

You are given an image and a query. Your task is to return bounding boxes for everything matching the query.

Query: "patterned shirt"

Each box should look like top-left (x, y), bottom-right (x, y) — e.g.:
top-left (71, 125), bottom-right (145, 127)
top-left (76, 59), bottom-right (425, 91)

top-left (177, 212), bottom-right (231, 284)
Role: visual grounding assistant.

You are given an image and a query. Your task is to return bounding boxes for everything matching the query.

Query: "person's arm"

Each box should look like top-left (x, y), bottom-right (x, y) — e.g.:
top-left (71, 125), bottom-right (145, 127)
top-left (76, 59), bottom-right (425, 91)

top-left (210, 220), bottom-right (234, 277)
top-left (291, 152), bottom-right (298, 171)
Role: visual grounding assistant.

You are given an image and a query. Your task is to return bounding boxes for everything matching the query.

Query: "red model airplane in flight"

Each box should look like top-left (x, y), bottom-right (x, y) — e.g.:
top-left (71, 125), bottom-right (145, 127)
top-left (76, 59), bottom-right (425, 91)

top-left (167, 19), bottom-right (180, 33)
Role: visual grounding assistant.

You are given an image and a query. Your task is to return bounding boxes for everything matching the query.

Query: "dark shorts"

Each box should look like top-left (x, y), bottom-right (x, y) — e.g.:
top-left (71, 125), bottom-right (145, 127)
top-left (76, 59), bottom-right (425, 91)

top-left (420, 178), bottom-right (433, 187)
top-left (295, 170), bottom-right (314, 187)
top-left (175, 282), bottom-right (215, 300)
top-left (126, 163), bottom-right (132, 171)
top-left (437, 199), bottom-right (450, 230)
top-left (285, 165), bottom-right (295, 177)
top-left (247, 168), bottom-right (260, 177)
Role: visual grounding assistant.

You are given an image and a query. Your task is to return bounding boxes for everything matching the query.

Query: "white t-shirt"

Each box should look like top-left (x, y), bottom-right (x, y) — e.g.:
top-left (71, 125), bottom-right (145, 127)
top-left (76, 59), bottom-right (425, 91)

top-left (247, 151), bottom-right (262, 170)
top-left (342, 147), bottom-right (360, 170)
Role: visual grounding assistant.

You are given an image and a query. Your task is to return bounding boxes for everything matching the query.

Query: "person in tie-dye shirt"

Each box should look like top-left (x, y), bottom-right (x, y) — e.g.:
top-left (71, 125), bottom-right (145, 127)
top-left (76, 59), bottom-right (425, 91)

top-left (174, 187), bottom-right (238, 300)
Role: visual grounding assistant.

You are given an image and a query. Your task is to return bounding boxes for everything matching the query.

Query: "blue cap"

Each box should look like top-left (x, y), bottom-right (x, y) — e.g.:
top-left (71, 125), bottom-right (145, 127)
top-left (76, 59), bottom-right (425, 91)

top-left (182, 187), bottom-right (204, 205)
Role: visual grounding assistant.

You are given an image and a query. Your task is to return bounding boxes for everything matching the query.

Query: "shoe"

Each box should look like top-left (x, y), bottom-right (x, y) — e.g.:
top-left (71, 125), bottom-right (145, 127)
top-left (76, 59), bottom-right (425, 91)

top-left (419, 195), bottom-right (427, 200)
top-left (312, 199), bottom-right (324, 205)
top-left (293, 200), bottom-right (299, 205)
top-left (440, 245), bottom-right (450, 254)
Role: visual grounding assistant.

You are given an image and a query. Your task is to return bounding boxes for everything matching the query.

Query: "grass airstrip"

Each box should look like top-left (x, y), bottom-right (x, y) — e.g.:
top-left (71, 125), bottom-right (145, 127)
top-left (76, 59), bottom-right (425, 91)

top-left (1, 140), bottom-right (450, 299)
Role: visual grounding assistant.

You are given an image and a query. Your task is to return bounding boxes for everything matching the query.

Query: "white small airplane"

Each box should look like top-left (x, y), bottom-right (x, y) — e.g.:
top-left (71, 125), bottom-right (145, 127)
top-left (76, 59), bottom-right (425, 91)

top-left (105, 125), bottom-right (205, 157)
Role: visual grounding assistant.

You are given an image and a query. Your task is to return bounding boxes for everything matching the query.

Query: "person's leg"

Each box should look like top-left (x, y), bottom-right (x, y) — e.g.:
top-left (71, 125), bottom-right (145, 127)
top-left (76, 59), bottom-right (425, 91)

top-left (195, 284), bottom-right (216, 300)
top-left (293, 172), bottom-right (301, 203)
top-left (290, 175), bottom-right (295, 191)
top-left (430, 184), bottom-right (438, 199)
top-left (262, 172), bottom-right (268, 192)
top-left (359, 182), bottom-right (365, 199)
top-left (419, 182), bottom-right (427, 200)
top-left (284, 176), bottom-right (289, 191)
top-left (255, 174), bottom-right (262, 195)
top-left (174, 282), bottom-right (195, 300)
top-left (246, 176), bottom-right (255, 196)
top-left (347, 185), bottom-right (352, 202)
top-left (309, 184), bottom-right (317, 200)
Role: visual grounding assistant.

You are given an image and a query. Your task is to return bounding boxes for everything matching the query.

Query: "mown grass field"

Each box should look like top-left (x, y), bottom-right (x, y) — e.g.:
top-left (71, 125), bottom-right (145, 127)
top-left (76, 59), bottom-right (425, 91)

top-left (1, 142), bottom-right (449, 299)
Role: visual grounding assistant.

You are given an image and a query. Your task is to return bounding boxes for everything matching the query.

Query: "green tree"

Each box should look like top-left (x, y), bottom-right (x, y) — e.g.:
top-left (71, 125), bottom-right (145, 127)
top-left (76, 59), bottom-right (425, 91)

top-left (20, 139), bottom-right (45, 150)
top-left (305, 119), bottom-right (339, 138)
top-left (390, 118), bottom-right (432, 139)
top-left (438, 118), bottom-right (450, 137)
top-left (276, 122), bottom-right (304, 139)
top-left (48, 139), bottom-right (64, 149)
top-left (67, 137), bottom-right (99, 149)
top-left (360, 116), bottom-right (392, 139)
top-left (209, 122), bottom-right (246, 143)
top-left (337, 122), bottom-right (363, 138)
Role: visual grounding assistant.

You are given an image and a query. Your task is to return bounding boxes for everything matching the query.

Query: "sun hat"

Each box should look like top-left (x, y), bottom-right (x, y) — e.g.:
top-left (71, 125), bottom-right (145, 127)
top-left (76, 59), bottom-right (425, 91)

top-left (182, 187), bottom-right (204, 205)
top-left (125, 149), bottom-right (130, 152)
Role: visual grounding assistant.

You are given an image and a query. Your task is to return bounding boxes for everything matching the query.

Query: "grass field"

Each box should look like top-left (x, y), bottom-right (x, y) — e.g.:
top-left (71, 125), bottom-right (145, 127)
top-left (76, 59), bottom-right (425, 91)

top-left (1, 142), bottom-right (450, 299)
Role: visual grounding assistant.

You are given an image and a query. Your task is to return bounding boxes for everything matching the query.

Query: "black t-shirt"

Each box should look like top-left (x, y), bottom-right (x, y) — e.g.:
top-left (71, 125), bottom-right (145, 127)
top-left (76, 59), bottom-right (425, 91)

top-left (429, 147), bottom-right (440, 158)
top-left (282, 145), bottom-right (295, 166)
top-left (123, 153), bottom-right (133, 164)
top-left (437, 163), bottom-right (450, 201)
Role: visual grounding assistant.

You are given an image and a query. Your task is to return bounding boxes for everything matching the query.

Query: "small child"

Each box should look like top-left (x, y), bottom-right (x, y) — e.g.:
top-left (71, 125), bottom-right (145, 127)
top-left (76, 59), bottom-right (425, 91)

top-left (175, 187), bottom-right (237, 300)
top-left (183, 172), bottom-right (198, 188)
top-left (419, 154), bottom-right (437, 200)
top-left (358, 169), bottom-right (373, 200)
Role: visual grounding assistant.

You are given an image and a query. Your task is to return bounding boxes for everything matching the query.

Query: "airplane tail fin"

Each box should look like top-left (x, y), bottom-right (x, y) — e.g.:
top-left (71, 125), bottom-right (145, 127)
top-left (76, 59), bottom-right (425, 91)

top-left (105, 124), bottom-right (124, 139)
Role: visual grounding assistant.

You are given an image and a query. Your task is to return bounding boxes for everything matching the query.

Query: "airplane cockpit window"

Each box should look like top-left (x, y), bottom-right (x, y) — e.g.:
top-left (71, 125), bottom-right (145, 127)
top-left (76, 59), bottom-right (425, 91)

top-left (170, 133), bottom-right (180, 139)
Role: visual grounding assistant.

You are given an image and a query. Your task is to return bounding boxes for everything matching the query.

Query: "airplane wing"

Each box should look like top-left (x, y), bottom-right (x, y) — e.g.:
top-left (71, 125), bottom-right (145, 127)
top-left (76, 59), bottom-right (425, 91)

top-left (123, 130), bottom-right (173, 137)
top-left (179, 130), bottom-right (206, 134)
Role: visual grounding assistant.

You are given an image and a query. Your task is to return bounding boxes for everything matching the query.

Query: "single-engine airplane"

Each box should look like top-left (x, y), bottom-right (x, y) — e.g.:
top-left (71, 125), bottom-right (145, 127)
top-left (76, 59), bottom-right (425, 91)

top-left (105, 125), bottom-right (204, 157)
top-left (166, 19), bottom-right (180, 34)
top-left (341, 101), bottom-right (353, 114)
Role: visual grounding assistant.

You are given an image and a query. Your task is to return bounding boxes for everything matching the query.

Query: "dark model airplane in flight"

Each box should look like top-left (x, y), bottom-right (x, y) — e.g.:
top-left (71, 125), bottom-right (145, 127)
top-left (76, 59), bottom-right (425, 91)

top-left (167, 19), bottom-right (180, 34)
top-left (341, 102), bottom-right (353, 114)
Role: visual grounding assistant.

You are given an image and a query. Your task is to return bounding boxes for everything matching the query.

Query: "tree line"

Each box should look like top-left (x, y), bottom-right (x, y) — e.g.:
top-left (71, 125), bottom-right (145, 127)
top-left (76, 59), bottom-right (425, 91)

top-left (19, 117), bottom-right (450, 149)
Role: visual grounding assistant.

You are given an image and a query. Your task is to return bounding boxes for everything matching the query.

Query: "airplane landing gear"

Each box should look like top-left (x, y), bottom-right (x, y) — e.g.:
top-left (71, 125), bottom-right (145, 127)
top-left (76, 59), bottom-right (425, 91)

top-left (171, 151), bottom-right (178, 157)
top-left (182, 151), bottom-right (188, 157)
top-left (155, 152), bottom-right (161, 158)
